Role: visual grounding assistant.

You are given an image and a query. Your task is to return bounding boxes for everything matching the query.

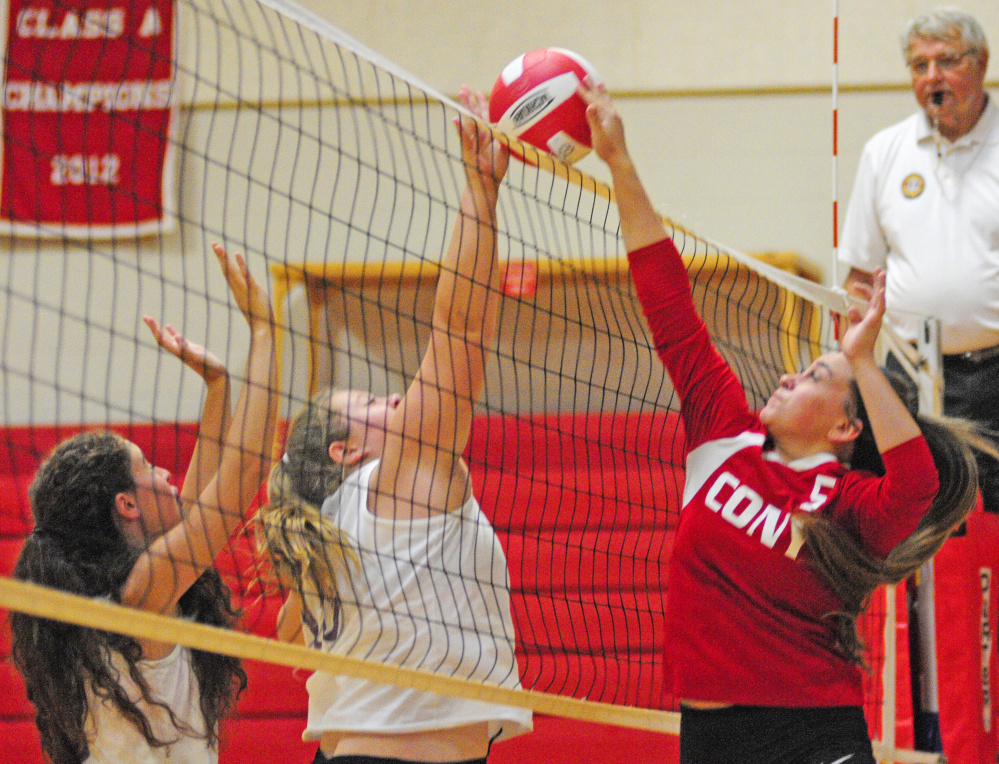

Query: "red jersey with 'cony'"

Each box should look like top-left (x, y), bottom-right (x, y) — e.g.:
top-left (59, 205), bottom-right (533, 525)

top-left (628, 238), bottom-right (939, 707)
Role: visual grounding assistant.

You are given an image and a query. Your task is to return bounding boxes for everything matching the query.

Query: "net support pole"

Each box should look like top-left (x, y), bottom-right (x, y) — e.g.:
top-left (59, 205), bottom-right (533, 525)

top-left (881, 583), bottom-right (898, 763)
top-left (916, 316), bottom-right (944, 417)
top-left (831, 0), bottom-right (841, 289)
top-left (871, 321), bottom-right (944, 757)
top-left (914, 316), bottom-right (944, 750)
top-left (914, 560), bottom-right (942, 736)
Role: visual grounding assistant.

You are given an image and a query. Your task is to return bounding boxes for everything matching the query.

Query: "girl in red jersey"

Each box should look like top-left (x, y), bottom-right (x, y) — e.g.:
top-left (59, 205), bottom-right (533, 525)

top-left (578, 79), bottom-right (991, 764)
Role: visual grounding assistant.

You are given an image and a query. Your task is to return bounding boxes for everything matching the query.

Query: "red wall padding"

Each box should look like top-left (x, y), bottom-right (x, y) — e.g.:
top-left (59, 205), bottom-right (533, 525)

top-left (0, 536), bottom-right (29, 720)
top-left (513, 590), bottom-right (665, 655)
top-left (0, 475), bottom-right (31, 536)
top-left (2, 721), bottom-right (44, 763)
top-left (500, 528), bottom-right (674, 591)
top-left (0, 537), bottom-right (22, 576)
top-left (0, 660), bottom-right (32, 718)
top-left (475, 466), bottom-right (682, 533)
top-left (516, 650), bottom-right (665, 709)
top-left (466, 411), bottom-right (686, 472)
top-left (236, 660), bottom-right (311, 717)
top-left (931, 506), bottom-right (999, 764)
top-left (0, 422), bottom-right (200, 476)
top-left (218, 716), bottom-right (316, 762)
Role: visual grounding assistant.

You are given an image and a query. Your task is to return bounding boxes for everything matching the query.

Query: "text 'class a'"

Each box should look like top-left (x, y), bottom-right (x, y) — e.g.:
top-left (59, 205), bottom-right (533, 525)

top-left (15, 6), bottom-right (165, 41)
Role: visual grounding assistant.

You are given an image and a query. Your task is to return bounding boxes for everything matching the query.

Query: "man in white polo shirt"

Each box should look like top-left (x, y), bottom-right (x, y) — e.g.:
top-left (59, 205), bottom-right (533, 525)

top-left (839, 7), bottom-right (999, 762)
top-left (841, 6), bottom-right (999, 495)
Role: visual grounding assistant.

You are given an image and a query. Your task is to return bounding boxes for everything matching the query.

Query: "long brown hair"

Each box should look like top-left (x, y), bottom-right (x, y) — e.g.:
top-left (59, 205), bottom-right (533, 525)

top-left (10, 431), bottom-right (246, 763)
top-left (255, 388), bottom-right (358, 602)
top-left (800, 376), bottom-right (993, 665)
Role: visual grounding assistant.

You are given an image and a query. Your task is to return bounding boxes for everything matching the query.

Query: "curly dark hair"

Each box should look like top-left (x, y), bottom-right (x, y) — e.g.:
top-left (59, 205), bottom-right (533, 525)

top-left (9, 431), bottom-right (246, 763)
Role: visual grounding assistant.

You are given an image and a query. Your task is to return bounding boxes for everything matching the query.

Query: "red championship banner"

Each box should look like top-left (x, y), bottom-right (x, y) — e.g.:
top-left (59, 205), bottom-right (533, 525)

top-left (0, 0), bottom-right (175, 237)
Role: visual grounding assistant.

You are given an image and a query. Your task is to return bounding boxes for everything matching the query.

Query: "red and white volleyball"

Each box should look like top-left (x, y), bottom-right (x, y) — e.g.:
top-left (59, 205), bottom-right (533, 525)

top-left (489, 48), bottom-right (601, 165)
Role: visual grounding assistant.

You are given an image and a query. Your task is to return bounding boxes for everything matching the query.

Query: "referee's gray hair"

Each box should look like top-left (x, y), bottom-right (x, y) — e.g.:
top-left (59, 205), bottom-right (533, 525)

top-left (901, 6), bottom-right (989, 59)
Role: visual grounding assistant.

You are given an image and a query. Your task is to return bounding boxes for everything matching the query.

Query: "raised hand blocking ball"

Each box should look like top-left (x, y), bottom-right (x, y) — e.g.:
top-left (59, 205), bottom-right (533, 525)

top-left (489, 48), bottom-right (601, 165)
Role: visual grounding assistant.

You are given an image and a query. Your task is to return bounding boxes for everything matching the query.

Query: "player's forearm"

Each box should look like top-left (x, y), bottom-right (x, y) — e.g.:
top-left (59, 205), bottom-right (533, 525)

top-left (852, 356), bottom-right (921, 454)
top-left (607, 153), bottom-right (668, 253)
top-left (215, 326), bottom-right (277, 524)
top-left (181, 373), bottom-right (231, 506)
top-left (435, 185), bottom-right (500, 343)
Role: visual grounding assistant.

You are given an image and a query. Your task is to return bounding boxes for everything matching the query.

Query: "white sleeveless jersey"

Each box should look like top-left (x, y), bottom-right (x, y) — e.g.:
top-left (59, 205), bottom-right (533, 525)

top-left (303, 459), bottom-right (532, 742)
top-left (84, 644), bottom-right (215, 763)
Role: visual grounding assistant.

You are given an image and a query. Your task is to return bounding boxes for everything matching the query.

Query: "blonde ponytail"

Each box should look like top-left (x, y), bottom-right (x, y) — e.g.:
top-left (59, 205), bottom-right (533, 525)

top-left (256, 389), bottom-right (358, 601)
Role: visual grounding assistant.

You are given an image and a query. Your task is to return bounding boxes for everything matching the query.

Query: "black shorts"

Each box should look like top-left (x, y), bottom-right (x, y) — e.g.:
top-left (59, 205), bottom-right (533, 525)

top-left (311, 752), bottom-right (487, 764)
top-left (679, 705), bottom-right (876, 764)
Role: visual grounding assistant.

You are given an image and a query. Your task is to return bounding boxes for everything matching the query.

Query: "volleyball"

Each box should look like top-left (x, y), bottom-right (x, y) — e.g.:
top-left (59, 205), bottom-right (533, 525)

top-left (489, 48), bottom-right (601, 165)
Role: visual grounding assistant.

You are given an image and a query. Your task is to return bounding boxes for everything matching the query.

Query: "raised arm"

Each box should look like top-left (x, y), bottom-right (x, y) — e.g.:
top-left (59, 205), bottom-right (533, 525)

top-left (142, 317), bottom-right (232, 506)
top-left (375, 88), bottom-right (508, 516)
top-left (841, 268), bottom-right (921, 453)
top-left (122, 244), bottom-right (278, 615)
top-left (578, 78), bottom-right (666, 252)
top-left (578, 78), bottom-right (753, 446)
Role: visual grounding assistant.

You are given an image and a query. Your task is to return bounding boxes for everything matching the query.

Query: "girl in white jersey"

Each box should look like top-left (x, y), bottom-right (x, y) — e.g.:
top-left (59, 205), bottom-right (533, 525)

top-left (578, 79), bottom-right (994, 764)
top-left (11, 246), bottom-right (277, 763)
top-left (256, 89), bottom-right (531, 764)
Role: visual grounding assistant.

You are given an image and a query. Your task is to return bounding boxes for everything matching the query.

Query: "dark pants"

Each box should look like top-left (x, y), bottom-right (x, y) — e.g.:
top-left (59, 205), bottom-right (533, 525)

top-left (942, 352), bottom-right (999, 513)
top-left (887, 349), bottom-right (999, 513)
top-left (679, 705), bottom-right (876, 764)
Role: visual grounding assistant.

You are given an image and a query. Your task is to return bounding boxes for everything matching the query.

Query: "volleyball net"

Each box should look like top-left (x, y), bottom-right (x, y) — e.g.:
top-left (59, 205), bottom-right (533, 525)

top-left (0, 0), bottom-right (941, 761)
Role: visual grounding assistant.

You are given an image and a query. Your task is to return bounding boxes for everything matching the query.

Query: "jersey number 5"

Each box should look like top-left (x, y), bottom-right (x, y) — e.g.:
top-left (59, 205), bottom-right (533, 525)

top-left (785, 475), bottom-right (838, 559)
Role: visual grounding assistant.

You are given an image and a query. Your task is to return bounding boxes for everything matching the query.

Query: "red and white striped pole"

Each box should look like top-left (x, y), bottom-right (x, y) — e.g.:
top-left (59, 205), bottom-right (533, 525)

top-left (832, 0), bottom-right (840, 290)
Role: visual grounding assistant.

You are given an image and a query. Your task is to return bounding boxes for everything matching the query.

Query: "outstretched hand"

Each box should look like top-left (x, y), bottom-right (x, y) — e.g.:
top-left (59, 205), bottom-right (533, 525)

top-left (456, 86), bottom-right (509, 191)
top-left (576, 76), bottom-right (664, 251)
top-left (143, 316), bottom-right (227, 384)
top-left (212, 243), bottom-right (273, 331)
top-left (840, 268), bottom-right (886, 364)
top-left (577, 76), bottom-right (629, 168)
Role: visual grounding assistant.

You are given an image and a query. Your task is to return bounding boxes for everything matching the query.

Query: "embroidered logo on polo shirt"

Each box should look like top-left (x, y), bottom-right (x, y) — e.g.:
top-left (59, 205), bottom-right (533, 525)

top-left (902, 173), bottom-right (925, 198)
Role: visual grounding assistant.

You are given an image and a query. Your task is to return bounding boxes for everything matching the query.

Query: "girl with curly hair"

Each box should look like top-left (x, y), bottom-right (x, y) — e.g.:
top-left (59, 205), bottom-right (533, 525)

top-left (11, 244), bottom-right (277, 763)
